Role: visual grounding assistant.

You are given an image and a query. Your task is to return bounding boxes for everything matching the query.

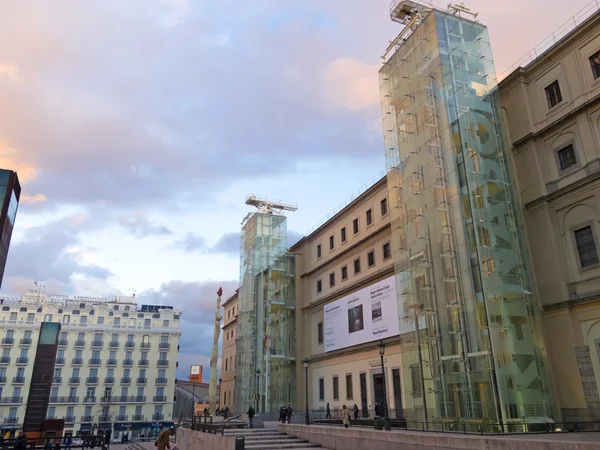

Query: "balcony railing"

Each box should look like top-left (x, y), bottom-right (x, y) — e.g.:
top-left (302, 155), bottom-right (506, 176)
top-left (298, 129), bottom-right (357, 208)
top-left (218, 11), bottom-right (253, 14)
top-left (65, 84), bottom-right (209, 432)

top-left (153, 396), bottom-right (167, 402)
top-left (0, 357), bottom-right (10, 364)
top-left (91, 340), bottom-right (103, 348)
top-left (56, 357), bottom-right (65, 365)
top-left (72, 358), bottom-right (83, 365)
top-left (155, 378), bottom-right (168, 385)
top-left (132, 415), bottom-right (144, 421)
top-left (52, 377), bottom-right (62, 384)
top-left (58, 339), bottom-right (68, 347)
top-left (4, 418), bottom-right (18, 424)
top-left (1, 338), bottom-right (14, 346)
top-left (74, 340), bottom-right (86, 347)
top-left (81, 415), bottom-right (93, 422)
top-left (159, 342), bottom-right (170, 350)
top-left (140, 343), bottom-right (150, 349)
top-left (138, 359), bottom-right (149, 367)
top-left (152, 414), bottom-right (164, 420)
top-left (83, 397), bottom-right (96, 403)
top-left (64, 416), bottom-right (76, 423)
top-left (16, 357), bottom-right (28, 365)
top-left (157, 360), bottom-right (169, 367)
top-left (109, 341), bottom-right (119, 349)
top-left (125, 342), bottom-right (135, 349)
top-left (19, 338), bottom-right (32, 346)
top-left (69, 377), bottom-right (80, 385)
top-left (89, 359), bottom-right (102, 366)
top-left (0, 397), bottom-right (22, 404)
top-left (12, 377), bottom-right (25, 384)
top-left (136, 377), bottom-right (147, 385)
top-left (123, 359), bottom-right (133, 367)
top-left (0, 377), bottom-right (6, 383)
top-left (116, 415), bottom-right (127, 421)
top-left (98, 415), bottom-right (111, 422)
top-left (107, 359), bottom-right (117, 366)
top-left (49, 397), bottom-right (79, 404)
top-left (86, 377), bottom-right (99, 385)
top-left (104, 377), bottom-right (115, 385)
top-left (121, 377), bottom-right (131, 385)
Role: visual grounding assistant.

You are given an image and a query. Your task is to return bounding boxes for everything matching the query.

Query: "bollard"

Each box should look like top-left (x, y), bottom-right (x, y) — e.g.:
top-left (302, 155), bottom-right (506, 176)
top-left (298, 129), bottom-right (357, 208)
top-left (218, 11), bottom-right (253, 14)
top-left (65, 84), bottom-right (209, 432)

top-left (384, 417), bottom-right (391, 431)
top-left (374, 418), bottom-right (383, 431)
top-left (235, 436), bottom-right (245, 450)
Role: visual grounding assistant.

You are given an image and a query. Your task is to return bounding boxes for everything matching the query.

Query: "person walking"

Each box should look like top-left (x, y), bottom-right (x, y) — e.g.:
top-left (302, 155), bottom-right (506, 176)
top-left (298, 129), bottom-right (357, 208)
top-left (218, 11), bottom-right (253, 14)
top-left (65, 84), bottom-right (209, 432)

top-left (325, 403), bottom-right (331, 421)
top-left (374, 402), bottom-right (381, 418)
top-left (342, 405), bottom-right (350, 429)
top-left (154, 428), bottom-right (175, 450)
top-left (280, 406), bottom-right (287, 424)
top-left (286, 404), bottom-right (293, 424)
top-left (247, 406), bottom-right (255, 428)
top-left (13, 434), bottom-right (27, 450)
top-left (353, 404), bottom-right (359, 420)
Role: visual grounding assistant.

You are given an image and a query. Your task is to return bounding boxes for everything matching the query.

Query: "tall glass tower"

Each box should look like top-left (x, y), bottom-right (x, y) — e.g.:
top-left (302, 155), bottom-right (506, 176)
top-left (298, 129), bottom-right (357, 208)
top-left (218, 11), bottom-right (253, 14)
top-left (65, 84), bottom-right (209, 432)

top-left (234, 196), bottom-right (297, 415)
top-left (380, 1), bottom-right (554, 430)
top-left (0, 169), bottom-right (20, 289)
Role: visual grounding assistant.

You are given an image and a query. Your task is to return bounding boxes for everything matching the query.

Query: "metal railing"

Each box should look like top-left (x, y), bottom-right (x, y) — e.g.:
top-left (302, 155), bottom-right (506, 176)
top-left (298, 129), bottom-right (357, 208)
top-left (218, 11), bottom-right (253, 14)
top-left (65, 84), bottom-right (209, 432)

top-left (69, 377), bottom-right (80, 384)
top-left (0, 397), bottom-right (22, 404)
top-left (91, 340), bottom-right (103, 348)
top-left (137, 377), bottom-right (147, 384)
top-left (157, 360), bottom-right (169, 367)
top-left (109, 341), bottom-right (119, 348)
top-left (155, 378), bottom-right (168, 385)
top-left (107, 359), bottom-right (117, 366)
top-left (104, 377), bottom-right (115, 384)
top-left (1, 338), bottom-right (14, 345)
top-left (72, 358), bottom-right (83, 365)
top-left (20, 338), bottom-right (32, 346)
top-left (88, 359), bottom-right (102, 366)
top-left (0, 357), bottom-right (9, 364)
top-left (123, 359), bottom-right (133, 366)
top-left (12, 377), bottom-right (25, 384)
top-left (49, 396), bottom-right (79, 403)
top-left (153, 396), bottom-right (167, 402)
top-left (138, 359), bottom-right (149, 366)
top-left (16, 357), bottom-right (28, 365)
top-left (120, 377), bottom-right (131, 384)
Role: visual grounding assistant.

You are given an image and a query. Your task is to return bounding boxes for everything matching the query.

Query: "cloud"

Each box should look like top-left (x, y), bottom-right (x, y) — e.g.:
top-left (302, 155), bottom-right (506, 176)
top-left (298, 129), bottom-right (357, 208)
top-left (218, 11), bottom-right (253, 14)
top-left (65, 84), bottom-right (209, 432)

top-left (20, 194), bottom-right (47, 205)
top-left (118, 211), bottom-right (173, 237)
top-left (322, 57), bottom-right (380, 113)
top-left (173, 233), bottom-right (207, 253)
top-left (3, 215), bottom-right (114, 292)
top-left (287, 230), bottom-right (304, 248)
top-left (210, 233), bottom-right (240, 256)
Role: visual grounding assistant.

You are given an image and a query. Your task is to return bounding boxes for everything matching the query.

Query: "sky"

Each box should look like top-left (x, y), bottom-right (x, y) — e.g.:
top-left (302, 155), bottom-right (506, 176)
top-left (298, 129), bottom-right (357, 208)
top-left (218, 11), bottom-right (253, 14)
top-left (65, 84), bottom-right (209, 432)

top-left (0, 0), bottom-right (594, 381)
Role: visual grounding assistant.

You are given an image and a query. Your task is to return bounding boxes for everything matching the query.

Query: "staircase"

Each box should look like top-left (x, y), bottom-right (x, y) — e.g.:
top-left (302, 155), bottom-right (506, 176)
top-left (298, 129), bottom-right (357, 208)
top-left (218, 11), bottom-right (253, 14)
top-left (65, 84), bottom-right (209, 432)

top-left (224, 428), bottom-right (324, 449)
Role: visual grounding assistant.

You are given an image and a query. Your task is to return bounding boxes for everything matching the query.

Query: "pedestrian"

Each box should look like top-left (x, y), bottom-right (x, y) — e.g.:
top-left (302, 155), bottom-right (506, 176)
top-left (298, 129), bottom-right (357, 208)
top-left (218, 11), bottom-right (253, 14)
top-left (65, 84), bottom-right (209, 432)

top-left (353, 404), bottom-right (359, 420)
top-left (375, 402), bottom-right (381, 418)
top-left (154, 428), bottom-right (175, 450)
top-left (342, 405), bottom-right (350, 429)
top-left (54, 440), bottom-right (61, 450)
top-left (325, 403), bottom-right (331, 421)
top-left (223, 405), bottom-right (230, 420)
top-left (44, 440), bottom-right (52, 450)
top-left (13, 434), bottom-right (27, 450)
top-left (247, 406), bottom-right (255, 428)
top-left (280, 406), bottom-right (287, 424)
top-left (64, 434), bottom-right (72, 450)
top-left (286, 404), bottom-right (293, 424)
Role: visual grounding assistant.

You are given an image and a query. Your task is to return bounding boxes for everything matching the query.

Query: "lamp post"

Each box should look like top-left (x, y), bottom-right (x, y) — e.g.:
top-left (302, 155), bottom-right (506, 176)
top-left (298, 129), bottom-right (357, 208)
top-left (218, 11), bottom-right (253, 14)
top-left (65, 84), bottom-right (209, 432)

top-left (303, 358), bottom-right (310, 425)
top-left (218, 378), bottom-right (222, 405)
top-left (255, 369), bottom-right (261, 414)
top-left (378, 340), bottom-right (391, 431)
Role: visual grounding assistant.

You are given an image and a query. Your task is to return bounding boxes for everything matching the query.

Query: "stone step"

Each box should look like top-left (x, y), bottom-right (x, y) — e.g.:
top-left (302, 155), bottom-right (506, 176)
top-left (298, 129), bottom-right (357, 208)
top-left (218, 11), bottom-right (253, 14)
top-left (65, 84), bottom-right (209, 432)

top-left (245, 443), bottom-right (321, 450)
top-left (225, 430), bottom-right (285, 436)
top-left (224, 428), bottom-right (281, 433)
top-left (244, 438), bottom-right (308, 445)
top-left (243, 435), bottom-right (298, 441)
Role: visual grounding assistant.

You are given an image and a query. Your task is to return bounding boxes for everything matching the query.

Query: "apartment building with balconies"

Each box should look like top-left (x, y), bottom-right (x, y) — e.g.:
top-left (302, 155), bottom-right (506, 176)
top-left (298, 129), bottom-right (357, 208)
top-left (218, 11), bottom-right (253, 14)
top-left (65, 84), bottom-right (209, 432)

top-left (0, 289), bottom-right (181, 434)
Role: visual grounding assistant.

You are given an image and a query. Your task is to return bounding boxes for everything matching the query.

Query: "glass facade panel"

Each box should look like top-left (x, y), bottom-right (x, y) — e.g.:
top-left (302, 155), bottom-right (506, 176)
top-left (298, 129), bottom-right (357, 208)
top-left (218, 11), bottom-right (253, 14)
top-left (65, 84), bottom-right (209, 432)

top-left (379, 3), bottom-right (553, 428)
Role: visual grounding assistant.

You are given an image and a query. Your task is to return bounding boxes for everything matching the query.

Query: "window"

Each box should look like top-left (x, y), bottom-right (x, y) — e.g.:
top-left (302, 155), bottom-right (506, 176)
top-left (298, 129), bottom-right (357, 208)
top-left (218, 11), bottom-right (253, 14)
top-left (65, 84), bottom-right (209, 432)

top-left (329, 235), bottom-right (334, 250)
top-left (26, 313), bottom-right (34, 323)
top-left (574, 226), bottom-right (600, 268)
top-left (354, 258), bottom-right (361, 274)
top-left (557, 144), bottom-right (577, 171)
top-left (317, 280), bottom-right (322, 294)
top-left (113, 318), bottom-right (120, 327)
top-left (225, 359), bottom-right (228, 370)
top-left (545, 80), bottom-right (563, 108)
top-left (97, 317), bottom-right (104, 325)
top-left (590, 50), bottom-right (600, 79)
top-left (368, 250), bottom-right (375, 267)
top-left (329, 272), bottom-right (335, 288)
top-left (319, 378), bottom-right (325, 401)
top-left (47, 407), bottom-right (55, 420)
top-left (341, 227), bottom-right (347, 243)
top-left (163, 320), bottom-right (169, 327)
top-left (8, 312), bottom-right (16, 321)
top-left (346, 374), bottom-right (353, 400)
top-left (62, 315), bottom-right (70, 324)
top-left (80, 316), bottom-right (87, 324)
top-left (341, 266), bottom-right (348, 281)
top-left (317, 244), bottom-right (322, 259)
top-left (381, 198), bottom-right (388, 216)
top-left (353, 218), bottom-right (359, 234)
top-left (410, 365), bottom-right (422, 397)
top-left (366, 209), bottom-right (373, 226)
top-left (333, 376), bottom-right (339, 400)
top-left (44, 314), bottom-right (52, 322)
top-left (318, 323), bottom-right (323, 345)
top-left (383, 243), bottom-right (391, 260)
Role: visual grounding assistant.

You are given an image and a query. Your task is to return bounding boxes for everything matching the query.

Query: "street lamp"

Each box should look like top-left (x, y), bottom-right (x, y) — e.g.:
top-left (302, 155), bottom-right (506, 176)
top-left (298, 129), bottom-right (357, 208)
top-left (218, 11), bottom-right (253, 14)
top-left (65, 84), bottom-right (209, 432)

top-left (218, 378), bottom-right (222, 409)
top-left (255, 369), bottom-right (261, 414)
top-left (378, 340), bottom-right (391, 431)
top-left (303, 358), bottom-right (310, 425)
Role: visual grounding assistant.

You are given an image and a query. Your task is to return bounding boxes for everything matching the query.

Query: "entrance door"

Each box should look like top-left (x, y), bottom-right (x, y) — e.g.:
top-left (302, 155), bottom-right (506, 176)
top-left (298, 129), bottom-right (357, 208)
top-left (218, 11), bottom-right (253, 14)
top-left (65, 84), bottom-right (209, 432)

top-left (373, 374), bottom-right (385, 409)
top-left (359, 373), bottom-right (368, 418)
top-left (392, 369), bottom-right (403, 419)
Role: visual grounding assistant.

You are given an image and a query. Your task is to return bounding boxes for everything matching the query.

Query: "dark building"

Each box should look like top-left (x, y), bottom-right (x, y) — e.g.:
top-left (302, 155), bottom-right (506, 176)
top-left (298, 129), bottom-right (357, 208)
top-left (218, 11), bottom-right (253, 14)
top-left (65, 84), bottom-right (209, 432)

top-left (0, 169), bottom-right (20, 289)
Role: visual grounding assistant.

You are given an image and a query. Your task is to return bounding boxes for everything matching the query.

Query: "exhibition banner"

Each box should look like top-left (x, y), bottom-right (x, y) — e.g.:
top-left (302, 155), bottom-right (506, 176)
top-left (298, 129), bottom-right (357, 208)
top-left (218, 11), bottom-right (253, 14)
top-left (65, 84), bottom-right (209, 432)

top-left (324, 275), bottom-right (400, 352)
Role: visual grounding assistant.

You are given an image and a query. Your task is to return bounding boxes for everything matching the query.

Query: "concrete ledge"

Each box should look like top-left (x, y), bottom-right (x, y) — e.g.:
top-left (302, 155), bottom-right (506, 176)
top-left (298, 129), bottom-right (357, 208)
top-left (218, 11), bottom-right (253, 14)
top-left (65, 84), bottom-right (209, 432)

top-left (278, 424), bottom-right (600, 450)
top-left (178, 427), bottom-right (237, 450)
